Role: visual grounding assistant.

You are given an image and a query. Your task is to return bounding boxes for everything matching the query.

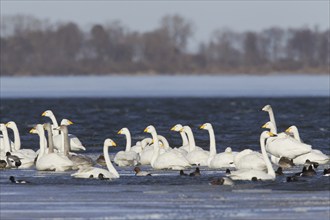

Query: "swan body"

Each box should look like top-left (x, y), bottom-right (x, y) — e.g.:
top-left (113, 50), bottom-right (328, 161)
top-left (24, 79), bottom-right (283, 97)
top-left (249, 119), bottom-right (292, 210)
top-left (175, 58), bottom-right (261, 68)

top-left (114, 128), bottom-right (140, 166)
top-left (30, 124), bottom-right (73, 172)
top-left (144, 125), bottom-right (191, 170)
top-left (182, 126), bottom-right (209, 166)
top-left (285, 126), bottom-right (329, 164)
top-left (71, 139), bottom-right (119, 179)
top-left (234, 149), bottom-right (266, 171)
top-left (229, 131), bottom-right (276, 181)
top-left (200, 123), bottom-right (235, 168)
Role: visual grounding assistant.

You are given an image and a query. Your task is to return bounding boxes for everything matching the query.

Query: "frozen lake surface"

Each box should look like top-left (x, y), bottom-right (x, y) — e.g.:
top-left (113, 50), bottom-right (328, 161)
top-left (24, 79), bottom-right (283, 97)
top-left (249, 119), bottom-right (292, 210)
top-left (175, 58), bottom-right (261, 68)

top-left (1, 75), bottom-right (329, 98)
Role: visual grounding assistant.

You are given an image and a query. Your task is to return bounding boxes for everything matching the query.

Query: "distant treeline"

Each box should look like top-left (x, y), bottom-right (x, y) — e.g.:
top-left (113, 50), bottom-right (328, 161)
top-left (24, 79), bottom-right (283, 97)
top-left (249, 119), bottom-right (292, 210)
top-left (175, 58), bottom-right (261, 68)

top-left (1, 14), bottom-right (329, 75)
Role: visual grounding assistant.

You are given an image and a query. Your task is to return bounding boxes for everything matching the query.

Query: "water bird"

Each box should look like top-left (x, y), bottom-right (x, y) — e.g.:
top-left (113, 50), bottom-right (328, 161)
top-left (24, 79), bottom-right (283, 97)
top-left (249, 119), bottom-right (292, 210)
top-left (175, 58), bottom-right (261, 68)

top-left (6, 152), bottom-right (22, 168)
top-left (0, 160), bottom-right (7, 168)
top-left (226, 169), bottom-right (231, 174)
top-left (200, 123), bottom-right (236, 168)
top-left (114, 128), bottom-right (140, 166)
top-left (228, 131), bottom-right (276, 181)
top-left (134, 167), bottom-right (152, 176)
top-left (278, 157), bottom-right (295, 168)
top-left (286, 176), bottom-right (299, 182)
top-left (71, 139), bottom-right (120, 179)
top-left (210, 177), bottom-right (234, 186)
top-left (275, 167), bottom-right (284, 176)
top-left (170, 124), bottom-right (190, 153)
top-left (301, 165), bottom-right (317, 177)
top-left (189, 167), bottom-right (201, 176)
top-left (9, 176), bottom-right (30, 184)
top-left (180, 170), bottom-right (188, 176)
top-left (304, 160), bottom-right (319, 169)
top-left (323, 168), bottom-right (330, 176)
top-left (144, 125), bottom-right (190, 170)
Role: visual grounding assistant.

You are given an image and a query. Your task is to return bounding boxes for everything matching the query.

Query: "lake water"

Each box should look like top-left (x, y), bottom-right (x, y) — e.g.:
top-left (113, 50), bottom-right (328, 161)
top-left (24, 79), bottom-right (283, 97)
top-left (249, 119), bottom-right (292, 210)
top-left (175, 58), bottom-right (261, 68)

top-left (1, 97), bottom-right (329, 219)
top-left (0, 75), bottom-right (330, 219)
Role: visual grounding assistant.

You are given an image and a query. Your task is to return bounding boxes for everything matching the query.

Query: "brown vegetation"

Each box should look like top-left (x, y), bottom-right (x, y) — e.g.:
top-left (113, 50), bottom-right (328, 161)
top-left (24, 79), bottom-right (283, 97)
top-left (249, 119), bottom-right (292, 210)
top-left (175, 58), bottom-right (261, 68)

top-left (0, 14), bottom-right (329, 76)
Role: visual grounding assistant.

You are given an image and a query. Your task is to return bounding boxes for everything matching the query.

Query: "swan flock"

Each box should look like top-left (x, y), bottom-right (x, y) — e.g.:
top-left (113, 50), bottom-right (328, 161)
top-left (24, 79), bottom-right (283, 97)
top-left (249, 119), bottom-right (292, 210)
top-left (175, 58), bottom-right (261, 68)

top-left (1, 106), bottom-right (329, 183)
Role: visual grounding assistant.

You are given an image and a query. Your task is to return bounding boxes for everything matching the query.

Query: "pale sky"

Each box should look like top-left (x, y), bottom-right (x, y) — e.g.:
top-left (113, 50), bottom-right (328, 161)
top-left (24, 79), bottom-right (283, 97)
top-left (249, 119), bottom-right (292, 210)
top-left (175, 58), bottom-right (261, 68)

top-left (1, 0), bottom-right (329, 46)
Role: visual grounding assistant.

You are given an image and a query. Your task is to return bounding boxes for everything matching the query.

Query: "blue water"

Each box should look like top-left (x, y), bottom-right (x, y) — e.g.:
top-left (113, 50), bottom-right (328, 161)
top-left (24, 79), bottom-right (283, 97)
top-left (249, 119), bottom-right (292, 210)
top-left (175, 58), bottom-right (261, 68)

top-left (1, 97), bottom-right (330, 219)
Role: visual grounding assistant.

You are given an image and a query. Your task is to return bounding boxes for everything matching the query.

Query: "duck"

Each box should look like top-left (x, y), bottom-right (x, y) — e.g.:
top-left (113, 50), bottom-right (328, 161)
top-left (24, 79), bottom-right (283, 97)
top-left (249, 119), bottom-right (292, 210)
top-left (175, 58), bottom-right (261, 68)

top-left (144, 125), bottom-right (191, 170)
top-left (9, 176), bottom-right (30, 184)
top-left (301, 165), bottom-right (317, 177)
top-left (323, 168), bottom-right (330, 176)
top-left (200, 123), bottom-right (236, 168)
top-left (0, 160), bottom-right (7, 169)
top-left (189, 167), bottom-right (201, 176)
top-left (275, 167), bottom-right (284, 176)
top-left (134, 167), bottom-right (152, 176)
top-left (304, 159), bottom-right (319, 169)
top-left (228, 131), bottom-right (277, 181)
top-left (180, 170), bottom-right (188, 176)
top-left (71, 139), bottom-right (120, 179)
top-left (210, 177), bottom-right (234, 186)
top-left (5, 152), bottom-right (22, 168)
top-left (114, 128), bottom-right (140, 166)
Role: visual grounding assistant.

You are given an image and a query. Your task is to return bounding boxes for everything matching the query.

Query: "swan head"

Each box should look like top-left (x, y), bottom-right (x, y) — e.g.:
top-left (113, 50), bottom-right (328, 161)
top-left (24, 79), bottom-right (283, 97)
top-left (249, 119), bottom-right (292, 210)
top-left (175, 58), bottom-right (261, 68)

top-left (180, 125), bottom-right (191, 133)
top-left (199, 123), bottom-right (212, 130)
top-left (261, 105), bottom-right (272, 112)
top-left (261, 121), bottom-right (272, 129)
top-left (285, 125), bottom-right (298, 134)
top-left (260, 131), bottom-right (277, 139)
top-left (5, 121), bottom-right (17, 129)
top-left (104, 138), bottom-right (116, 147)
top-left (41, 110), bottom-right (54, 117)
top-left (60, 119), bottom-right (73, 126)
top-left (29, 124), bottom-right (43, 134)
top-left (224, 147), bottom-right (232, 153)
top-left (170, 124), bottom-right (183, 132)
top-left (0, 123), bottom-right (6, 132)
top-left (144, 125), bottom-right (156, 133)
top-left (117, 127), bottom-right (129, 135)
top-left (53, 125), bottom-right (68, 134)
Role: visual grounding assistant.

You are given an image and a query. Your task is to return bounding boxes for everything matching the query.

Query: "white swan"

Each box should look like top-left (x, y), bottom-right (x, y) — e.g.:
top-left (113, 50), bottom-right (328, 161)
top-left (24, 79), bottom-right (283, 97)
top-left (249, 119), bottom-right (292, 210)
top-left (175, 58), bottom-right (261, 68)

top-left (42, 110), bottom-right (86, 151)
top-left (0, 124), bottom-right (13, 160)
top-left (5, 121), bottom-right (36, 168)
top-left (262, 104), bottom-right (277, 134)
top-left (170, 124), bottom-right (190, 153)
top-left (138, 136), bottom-right (172, 165)
top-left (181, 126), bottom-right (209, 166)
top-left (55, 125), bottom-right (94, 169)
top-left (144, 125), bottom-right (191, 170)
top-left (114, 128), bottom-right (140, 166)
top-left (261, 121), bottom-right (287, 138)
top-left (286, 126), bottom-right (329, 164)
top-left (71, 139), bottom-right (120, 179)
top-left (0, 135), bottom-right (14, 153)
top-left (228, 131), bottom-right (276, 181)
top-left (234, 149), bottom-right (267, 171)
top-left (200, 123), bottom-right (235, 168)
top-left (30, 124), bottom-right (73, 171)
top-left (262, 121), bottom-right (311, 159)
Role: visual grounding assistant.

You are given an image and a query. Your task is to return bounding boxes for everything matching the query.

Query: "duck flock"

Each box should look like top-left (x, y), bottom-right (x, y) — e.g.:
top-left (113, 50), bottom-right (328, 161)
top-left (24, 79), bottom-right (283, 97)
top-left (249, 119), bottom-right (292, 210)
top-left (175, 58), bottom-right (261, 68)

top-left (1, 105), bottom-right (329, 185)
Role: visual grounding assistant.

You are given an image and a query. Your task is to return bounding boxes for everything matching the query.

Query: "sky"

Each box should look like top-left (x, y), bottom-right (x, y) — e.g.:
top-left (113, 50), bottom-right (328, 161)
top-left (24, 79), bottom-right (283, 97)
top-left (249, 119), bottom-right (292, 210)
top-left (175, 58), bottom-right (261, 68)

top-left (1, 1), bottom-right (329, 47)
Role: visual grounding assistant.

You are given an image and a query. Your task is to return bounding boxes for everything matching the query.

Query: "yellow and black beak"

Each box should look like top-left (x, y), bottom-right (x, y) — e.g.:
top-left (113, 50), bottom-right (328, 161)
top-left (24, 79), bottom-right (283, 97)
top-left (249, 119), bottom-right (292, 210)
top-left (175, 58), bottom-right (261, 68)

top-left (268, 132), bottom-right (277, 137)
top-left (117, 129), bottom-right (122, 134)
top-left (261, 123), bottom-right (267, 128)
top-left (5, 122), bottom-right (10, 127)
top-left (29, 128), bottom-right (36, 133)
top-left (112, 141), bottom-right (117, 147)
top-left (170, 126), bottom-right (176, 131)
top-left (285, 128), bottom-right (291, 133)
top-left (144, 128), bottom-right (149, 133)
top-left (67, 120), bottom-right (74, 125)
top-left (41, 111), bottom-right (47, 116)
top-left (199, 124), bottom-right (206, 129)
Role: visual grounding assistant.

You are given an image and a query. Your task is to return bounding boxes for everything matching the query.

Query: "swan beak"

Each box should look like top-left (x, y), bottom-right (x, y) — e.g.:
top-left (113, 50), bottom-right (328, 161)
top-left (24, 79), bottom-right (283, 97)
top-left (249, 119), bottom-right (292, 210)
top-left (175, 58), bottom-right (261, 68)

top-left (199, 124), bottom-right (206, 129)
top-left (170, 126), bottom-right (176, 131)
top-left (67, 120), bottom-right (74, 125)
top-left (5, 123), bottom-right (10, 127)
top-left (179, 128), bottom-right (184, 132)
top-left (261, 123), bottom-right (267, 128)
top-left (41, 111), bottom-right (47, 116)
top-left (143, 128), bottom-right (149, 133)
top-left (29, 128), bottom-right (36, 133)
top-left (111, 141), bottom-right (117, 147)
top-left (117, 129), bottom-right (122, 134)
top-left (285, 128), bottom-right (291, 133)
top-left (150, 140), bottom-right (154, 144)
top-left (268, 132), bottom-right (277, 137)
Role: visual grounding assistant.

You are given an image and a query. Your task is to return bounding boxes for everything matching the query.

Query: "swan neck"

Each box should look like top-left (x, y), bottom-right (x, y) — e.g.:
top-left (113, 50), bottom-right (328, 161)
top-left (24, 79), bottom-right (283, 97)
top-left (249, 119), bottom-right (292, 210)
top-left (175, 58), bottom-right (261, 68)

top-left (124, 131), bottom-right (132, 152)
top-left (150, 131), bottom-right (160, 167)
top-left (180, 131), bottom-right (189, 146)
top-left (46, 128), bottom-right (55, 153)
top-left (49, 114), bottom-right (59, 135)
top-left (37, 130), bottom-right (47, 161)
top-left (104, 144), bottom-right (119, 178)
top-left (292, 128), bottom-right (301, 142)
top-left (11, 124), bottom-right (21, 151)
top-left (208, 128), bottom-right (217, 156)
top-left (1, 127), bottom-right (11, 154)
top-left (268, 109), bottom-right (277, 134)
top-left (260, 135), bottom-right (275, 178)
top-left (62, 129), bottom-right (70, 156)
top-left (185, 129), bottom-right (196, 151)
